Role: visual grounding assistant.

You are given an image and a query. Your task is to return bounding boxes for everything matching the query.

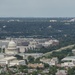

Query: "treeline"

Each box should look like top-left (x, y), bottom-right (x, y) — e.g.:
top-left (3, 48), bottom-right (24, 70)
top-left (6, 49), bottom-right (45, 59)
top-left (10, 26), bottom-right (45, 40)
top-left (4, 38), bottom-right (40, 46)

top-left (0, 21), bottom-right (75, 39)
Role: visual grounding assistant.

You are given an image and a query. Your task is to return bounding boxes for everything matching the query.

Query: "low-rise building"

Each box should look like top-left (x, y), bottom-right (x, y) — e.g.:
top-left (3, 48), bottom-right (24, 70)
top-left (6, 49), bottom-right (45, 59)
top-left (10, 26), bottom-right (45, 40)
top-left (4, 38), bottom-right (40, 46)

top-left (56, 70), bottom-right (67, 75)
top-left (28, 63), bottom-right (44, 68)
top-left (19, 53), bottom-right (43, 59)
top-left (0, 56), bottom-right (25, 66)
top-left (28, 69), bottom-right (37, 73)
top-left (72, 49), bottom-right (75, 55)
top-left (50, 57), bottom-right (58, 65)
top-left (40, 57), bottom-right (58, 66)
top-left (61, 56), bottom-right (75, 67)
top-left (61, 62), bottom-right (75, 67)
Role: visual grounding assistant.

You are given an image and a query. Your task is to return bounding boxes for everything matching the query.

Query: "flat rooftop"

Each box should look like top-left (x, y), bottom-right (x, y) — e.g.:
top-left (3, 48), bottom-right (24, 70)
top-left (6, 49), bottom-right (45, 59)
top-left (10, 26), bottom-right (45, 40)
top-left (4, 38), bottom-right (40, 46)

top-left (62, 56), bottom-right (75, 61)
top-left (0, 56), bottom-right (16, 61)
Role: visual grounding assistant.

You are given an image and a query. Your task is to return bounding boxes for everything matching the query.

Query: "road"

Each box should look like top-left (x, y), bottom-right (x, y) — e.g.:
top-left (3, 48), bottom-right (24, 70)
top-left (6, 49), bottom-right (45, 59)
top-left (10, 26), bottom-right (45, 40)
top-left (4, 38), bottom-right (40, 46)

top-left (44, 44), bottom-right (75, 56)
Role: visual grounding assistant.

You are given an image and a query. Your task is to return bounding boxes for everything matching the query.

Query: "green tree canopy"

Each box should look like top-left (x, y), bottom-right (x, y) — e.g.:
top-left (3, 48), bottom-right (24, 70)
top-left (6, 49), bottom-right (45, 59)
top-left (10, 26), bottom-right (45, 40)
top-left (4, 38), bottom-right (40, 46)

top-left (28, 56), bottom-right (35, 63)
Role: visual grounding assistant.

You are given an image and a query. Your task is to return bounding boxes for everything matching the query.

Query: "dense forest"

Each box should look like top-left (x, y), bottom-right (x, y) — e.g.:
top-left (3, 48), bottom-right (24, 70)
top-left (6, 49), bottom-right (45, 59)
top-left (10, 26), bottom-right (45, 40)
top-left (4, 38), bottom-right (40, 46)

top-left (0, 18), bottom-right (74, 38)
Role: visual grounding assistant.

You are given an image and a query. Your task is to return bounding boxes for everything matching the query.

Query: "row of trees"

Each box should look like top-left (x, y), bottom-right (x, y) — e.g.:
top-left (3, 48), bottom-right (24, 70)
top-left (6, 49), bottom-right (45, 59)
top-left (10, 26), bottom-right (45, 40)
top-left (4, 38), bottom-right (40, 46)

top-left (46, 49), bottom-right (73, 62)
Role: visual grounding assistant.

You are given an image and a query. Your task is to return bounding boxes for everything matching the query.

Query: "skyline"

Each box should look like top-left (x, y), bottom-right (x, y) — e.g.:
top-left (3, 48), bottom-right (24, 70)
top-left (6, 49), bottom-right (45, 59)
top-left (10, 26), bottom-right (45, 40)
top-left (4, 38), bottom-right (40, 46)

top-left (0, 0), bottom-right (75, 17)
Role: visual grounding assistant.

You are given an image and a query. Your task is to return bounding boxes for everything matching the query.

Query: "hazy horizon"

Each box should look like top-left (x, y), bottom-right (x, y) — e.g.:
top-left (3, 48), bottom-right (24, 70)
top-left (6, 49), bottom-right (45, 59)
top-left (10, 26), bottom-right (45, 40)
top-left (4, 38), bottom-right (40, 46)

top-left (0, 0), bottom-right (75, 17)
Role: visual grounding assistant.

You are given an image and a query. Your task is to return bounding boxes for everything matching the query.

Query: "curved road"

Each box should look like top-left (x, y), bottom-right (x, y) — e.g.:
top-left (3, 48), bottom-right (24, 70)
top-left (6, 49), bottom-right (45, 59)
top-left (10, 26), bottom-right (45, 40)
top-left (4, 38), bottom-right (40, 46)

top-left (44, 44), bottom-right (75, 56)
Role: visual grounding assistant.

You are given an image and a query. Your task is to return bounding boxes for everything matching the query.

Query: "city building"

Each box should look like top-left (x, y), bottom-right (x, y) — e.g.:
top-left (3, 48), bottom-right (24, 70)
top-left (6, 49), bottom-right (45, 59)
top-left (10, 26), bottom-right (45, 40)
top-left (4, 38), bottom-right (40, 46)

top-left (0, 56), bottom-right (25, 66)
top-left (19, 53), bottom-right (43, 59)
top-left (28, 63), bottom-right (44, 68)
top-left (40, 57), bottom-right (58, 66)
top-left (0, 38), bottom-right (59, 52)
top-left (0, 40), bottom-right (26, 66)
top-left (61, 56), bottom-right (75, 67)
top-left (5, 40), bottom-right (19, 55)
top-left (56, 70), bottom-right (67, 75)
top-left (72, 49), bottom-right (75, 55)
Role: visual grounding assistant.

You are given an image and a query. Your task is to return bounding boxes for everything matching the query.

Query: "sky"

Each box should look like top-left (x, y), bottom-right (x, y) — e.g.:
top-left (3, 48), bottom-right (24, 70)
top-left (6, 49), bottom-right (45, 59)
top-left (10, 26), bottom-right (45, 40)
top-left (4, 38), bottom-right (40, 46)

top-left (0, 0), bottom-right (75, 17)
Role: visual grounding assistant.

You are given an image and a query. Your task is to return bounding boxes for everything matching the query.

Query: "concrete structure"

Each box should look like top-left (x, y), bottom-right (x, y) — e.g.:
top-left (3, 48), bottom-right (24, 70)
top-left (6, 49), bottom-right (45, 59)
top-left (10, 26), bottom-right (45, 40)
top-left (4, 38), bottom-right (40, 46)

top-left (50, 20), bottom-right (57, 22)
top-left (56, 70), bottom-right (67, 75)
top-left (70, 18), bottom-right (75, 22)
top-left (19, 53), bottom-right (43, 59)
top-left (43, 40), bottom-right (59, 47)
top-left (72, 49), bottom-right (75, 55)
top-left (0, 40), bottom-right (26, 66)
top-left (40, 58), bottom-right (51, 65)
top-left (0, 53), bottom-right (5, 59)
top-left (0, 38), bottom-right (59, 52)
top-left (0, 56), bottom-right (16, 66)
top-left (5, 40), bottom-right (19, 55)
top-left (10, 60), bottom-right (25, 66)
top-left (28, 63), bottom-right (44, 68)
top-left (0, 38), bottom-right (59, 67)
top-left (40, 57), bottom-right (58, 66)
top-left (61, 56), bottom-right (75, 67)
top-left (50, 57), bottom-right (58, 65)
top-left (61, 56), bottom-right (75, 61)
top-left (0, 40), bottom-right (9, 48)
top-left (28, 69), bottom-right (37, 73)
top-left (0, 56), bottom-right (25, 66)
top-left (61, 62), bottom-right (75, 67)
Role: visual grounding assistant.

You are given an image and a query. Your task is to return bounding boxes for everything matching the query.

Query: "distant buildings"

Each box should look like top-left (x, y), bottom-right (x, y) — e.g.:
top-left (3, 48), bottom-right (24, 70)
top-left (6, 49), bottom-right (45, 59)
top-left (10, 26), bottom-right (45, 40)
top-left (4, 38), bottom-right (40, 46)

top-left (19, 53), bottom-right (43, 59)
top-left (56, 70), bottom-right (67, 75)
top-left (28, 63), bottom-right (44, 68)
top-left (0, 56), bottom-right (25, 66)
top-left (0, 39), bottom-right (44, 67)
top-left (0, 38), bottom-right (59, 67)
top-left (49, 20), bottom-right (57, 22)
top-left (72, 49), bottom-right (75, 55)
top-left (40, 57), bottom-right (58, 66)
top-left (61, 56), bottom-right (75, 67)
top-left (5, 40), bottom-right (19, 55)
top-left (0, 40), bottom-right (25, 66)
top-left (0, 38), bottom-right (59, 52)
top-left (43, 40), bottom-right (59, 47)
top-left (70, 18), bottom-right (75, 22)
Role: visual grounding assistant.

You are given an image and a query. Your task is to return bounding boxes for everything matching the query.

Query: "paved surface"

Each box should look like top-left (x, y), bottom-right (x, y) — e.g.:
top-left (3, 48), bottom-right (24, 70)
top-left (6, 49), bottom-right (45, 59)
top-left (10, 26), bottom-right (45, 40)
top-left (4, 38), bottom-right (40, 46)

top-left (44, 44), bottom-right (75, 56)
